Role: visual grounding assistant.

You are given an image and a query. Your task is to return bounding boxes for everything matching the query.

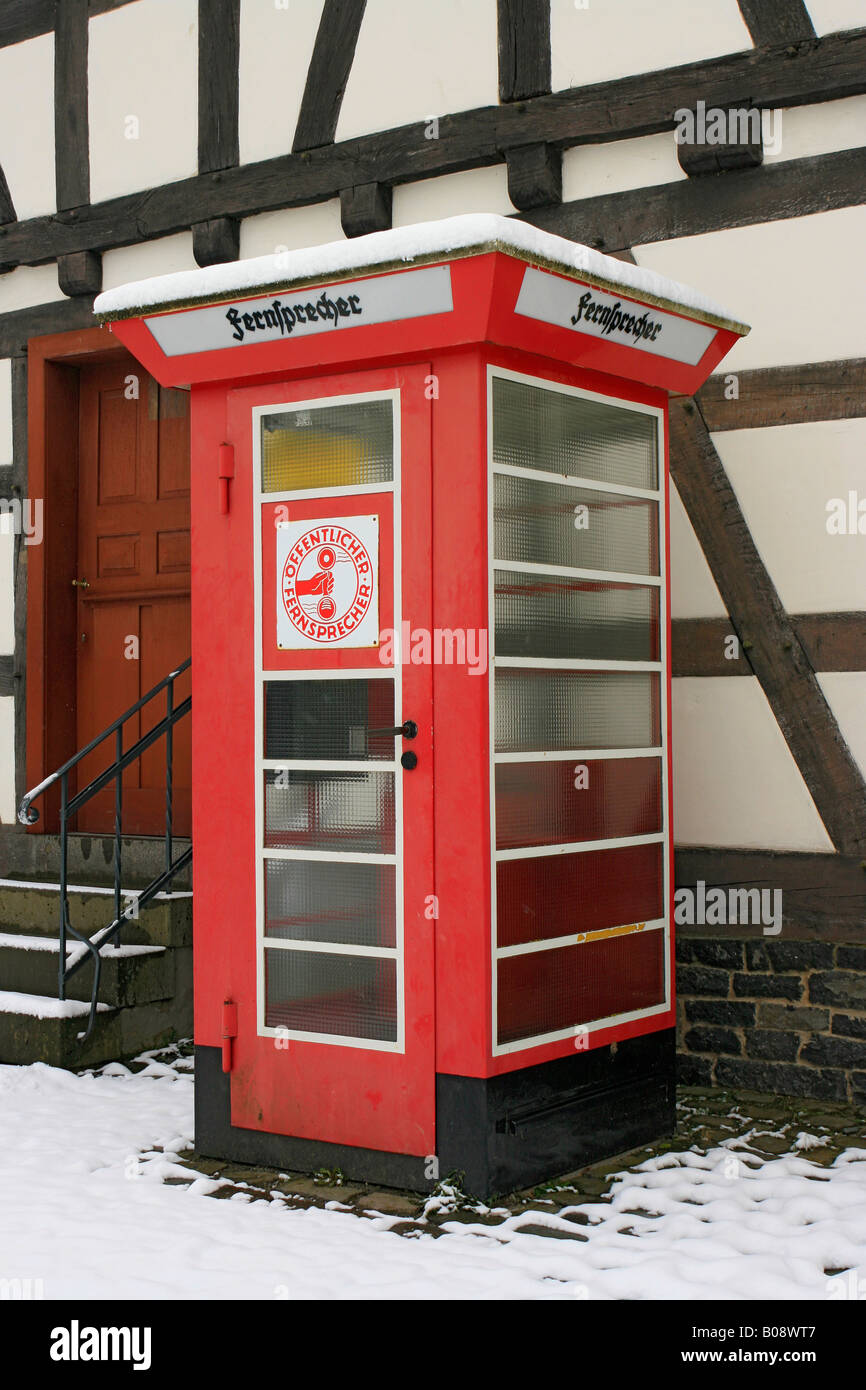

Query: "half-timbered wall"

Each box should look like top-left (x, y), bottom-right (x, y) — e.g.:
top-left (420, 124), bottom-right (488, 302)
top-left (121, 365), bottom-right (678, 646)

top-left (0, 0), bottom-right (864, 1096)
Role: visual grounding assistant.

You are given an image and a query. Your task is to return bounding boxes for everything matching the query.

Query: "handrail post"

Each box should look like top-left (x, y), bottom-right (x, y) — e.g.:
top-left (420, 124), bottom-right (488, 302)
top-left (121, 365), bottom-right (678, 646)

top-left (165, 677), bottom-right (174, 879)
top-left (59, 772), bottom-right (68, 1000)
top-left (114, 726), bottom-right (123, 949)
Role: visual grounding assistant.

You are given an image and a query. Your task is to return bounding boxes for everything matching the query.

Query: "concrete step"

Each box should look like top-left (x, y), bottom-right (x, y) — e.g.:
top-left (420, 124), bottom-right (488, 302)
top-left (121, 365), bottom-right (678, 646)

top-left (0, 990), bottom-right (192, 1069)
top-left (0, 879), bottom-right (192, 948)
top-left (0, 832), bottom-right (192, 891)
top-left (0, 931), bottom-right (179, 1007)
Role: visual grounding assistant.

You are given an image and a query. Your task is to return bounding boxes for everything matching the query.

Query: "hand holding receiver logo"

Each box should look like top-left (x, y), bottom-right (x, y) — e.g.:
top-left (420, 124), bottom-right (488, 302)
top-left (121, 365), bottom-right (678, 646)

top-left (296, 569), bottom-right (334, 598)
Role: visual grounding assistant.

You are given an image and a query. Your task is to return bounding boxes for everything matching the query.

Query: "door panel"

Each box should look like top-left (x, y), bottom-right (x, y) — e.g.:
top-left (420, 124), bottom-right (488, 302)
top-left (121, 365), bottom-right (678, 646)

top-left (76, 362), bottom-right (191, 835)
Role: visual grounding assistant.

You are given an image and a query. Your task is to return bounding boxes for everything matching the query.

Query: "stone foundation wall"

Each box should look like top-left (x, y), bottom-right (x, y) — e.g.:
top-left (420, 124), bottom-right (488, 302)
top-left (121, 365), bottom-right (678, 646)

top-left (676, 938), bottom-right (866, 1106)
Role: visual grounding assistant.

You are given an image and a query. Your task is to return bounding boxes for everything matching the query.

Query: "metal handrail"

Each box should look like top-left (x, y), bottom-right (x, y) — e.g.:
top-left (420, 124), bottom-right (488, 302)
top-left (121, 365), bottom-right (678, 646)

top-left (16, 658), bottom-right (192, 1042)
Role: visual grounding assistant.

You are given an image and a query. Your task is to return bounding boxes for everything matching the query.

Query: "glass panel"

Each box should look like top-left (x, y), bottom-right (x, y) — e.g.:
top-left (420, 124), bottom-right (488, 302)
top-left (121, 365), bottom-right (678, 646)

top-left (493, 472), bottom-right (659, 576)
top-left (497, 842), bottom-right (664, 948)
top-left (495, 571), bottom-right (658, 661)
top-left (264, 679), bottom-right (395, 761)
top-left (496, 756), bottom-right (662, 849)
top-left (261, 398), bottom-right (393, 493)
top-left (265, 859), bottom-right (396, 948)
top-left (495, 669), bottom-right (660, 753)
top-left (492, 376), bottom-right (657, 491)
top-left (265, 947), bottom-right (397, 1041)
top-left (263, 769), bottom-right (395, 853)
top-left (497, 930), bottom-right (665, 1044)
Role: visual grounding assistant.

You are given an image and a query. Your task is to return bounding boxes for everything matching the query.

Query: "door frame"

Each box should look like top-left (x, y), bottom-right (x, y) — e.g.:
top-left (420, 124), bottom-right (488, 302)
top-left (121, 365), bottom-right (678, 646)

top-left (25, 326), bottom-right (140, 832)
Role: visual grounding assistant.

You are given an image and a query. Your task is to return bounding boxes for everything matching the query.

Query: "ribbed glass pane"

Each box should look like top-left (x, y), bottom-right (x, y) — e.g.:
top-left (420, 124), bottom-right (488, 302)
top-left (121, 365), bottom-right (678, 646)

top-left (495, 669), bottom-right (660, 753)
top-left (493, 472), bottom-right (659, 576)
top-left (265, 947), bottom-right (397, 1041)
top-left (492, 376), bottom-right (657, 490)
top-left (497, 842), bottom-right (664, 948)
top-left (261, 398), bottom-right (393, 493)
top-left (264, 679), bottom-right (395, 761)
top-left (263, 769), bottom-right (395, 853)
top-left (495, 571), bottom-right (659, 661)
top-left (264, 859), bottom-right (396, 948)
top-left (497, 930), bottom-right (665, 1044)
top-left (495, 757), bottom-right (662, 848)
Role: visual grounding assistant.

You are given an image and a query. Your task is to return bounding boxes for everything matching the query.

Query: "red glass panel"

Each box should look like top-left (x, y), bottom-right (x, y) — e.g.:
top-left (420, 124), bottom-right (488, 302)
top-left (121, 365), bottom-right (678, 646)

top-left (496, 756), bottom-right (662, 849)
top-left (497, 841), bottom-right (664, 947)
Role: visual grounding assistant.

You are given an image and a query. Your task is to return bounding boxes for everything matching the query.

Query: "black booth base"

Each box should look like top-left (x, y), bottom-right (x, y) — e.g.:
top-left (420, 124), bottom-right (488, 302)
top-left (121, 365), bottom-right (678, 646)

top-left (195, 1029), bottom-right (676, 1199)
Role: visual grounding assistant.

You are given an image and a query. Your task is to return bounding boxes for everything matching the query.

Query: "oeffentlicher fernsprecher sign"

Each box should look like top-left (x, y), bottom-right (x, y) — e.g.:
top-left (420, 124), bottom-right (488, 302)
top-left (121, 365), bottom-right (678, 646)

top-left (515, 266), bottom-right (716, 366)
top-left (276, 516), bottom-right (379, 650)
top-left (144, 265), bottom-right (453, 357)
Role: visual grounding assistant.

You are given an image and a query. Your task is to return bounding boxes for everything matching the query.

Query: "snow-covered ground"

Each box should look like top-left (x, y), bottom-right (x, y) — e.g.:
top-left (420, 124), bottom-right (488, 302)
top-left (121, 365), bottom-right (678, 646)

top-left (1, 1051), bottom-right (865, 1301)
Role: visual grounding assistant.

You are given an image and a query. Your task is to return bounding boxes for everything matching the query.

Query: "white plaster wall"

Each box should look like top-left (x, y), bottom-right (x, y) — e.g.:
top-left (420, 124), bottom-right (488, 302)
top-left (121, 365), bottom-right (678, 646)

top-left (0, 695), bottom-right (14, 823)
top-left (550, 0), bottom-right (751, 92)
top-left (817, 673), bottom-right (866, 778)
top-left (336, 0), bottom-right (498, 142)
top-left (239, 202), bottom-right (344, 259)
top-left (0, 33), bottom-right (55, 220)
top-left (238, 0), bottom-right (324, 163)
top-left (562, 133), bottom-right (685, 202)
top-left (393, 165), bottom-right (514, 227)
top-left (672, 678), bottom-right (833, 851)
top-left (635, 207), bottom-right (866, 372)
top-left (101, 234), bottom-right (198, 292)
top-left (0, 359), bottom-right (11, 468)
top-left (805, 0), bottom-right (866, 34)
top-left (89, 0), bottom-right (198, 203)
top-left (715, 419), bottom-right (866, 615)
top-left (0, 265), bottom-right (63, 314)
top-left (669, 480), bottom-right (727, 620)
top-left (0, 360), bottom-right (13, 659)
top-left (763, 96), bottom-right (866, 164)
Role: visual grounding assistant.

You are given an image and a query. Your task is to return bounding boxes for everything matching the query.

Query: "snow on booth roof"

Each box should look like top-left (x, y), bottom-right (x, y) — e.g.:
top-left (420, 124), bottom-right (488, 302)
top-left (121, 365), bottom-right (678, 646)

top-left (94, 214), bottom-right (748, 334)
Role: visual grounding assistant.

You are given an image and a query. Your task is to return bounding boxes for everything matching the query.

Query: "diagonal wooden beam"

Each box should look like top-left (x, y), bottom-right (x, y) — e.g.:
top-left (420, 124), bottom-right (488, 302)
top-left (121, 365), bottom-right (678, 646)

top-left (737, 0), bottom-right (815, 47)
top-left (669, 397), bottom-right (866, 856)
top-left (497, 0), bottom-right (551, 101)
top-left (0, 163), bottom-right (15, 224)
top-left (673, 614), bottom-right (866, 676)
top-left (292, 0), bottom-right (367, 152)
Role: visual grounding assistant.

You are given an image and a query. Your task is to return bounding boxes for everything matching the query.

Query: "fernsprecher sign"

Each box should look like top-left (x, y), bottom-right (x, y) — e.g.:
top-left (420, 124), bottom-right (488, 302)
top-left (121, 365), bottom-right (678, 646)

top-left (515, 267), bottom-right (716, 366)
top-left (276, 516), bottom-right (379, 650)
top-left (144, 265), bottom-right (453, 357)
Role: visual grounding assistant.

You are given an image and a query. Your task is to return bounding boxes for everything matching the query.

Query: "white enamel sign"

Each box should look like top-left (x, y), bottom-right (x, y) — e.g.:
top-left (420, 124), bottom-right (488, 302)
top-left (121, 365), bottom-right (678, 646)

top-left (276, 516), bottom-right (379, 650)
top-left (515, 267), bottom-right (716, 366)
top-left (145, 265), bottom-right (453, 357)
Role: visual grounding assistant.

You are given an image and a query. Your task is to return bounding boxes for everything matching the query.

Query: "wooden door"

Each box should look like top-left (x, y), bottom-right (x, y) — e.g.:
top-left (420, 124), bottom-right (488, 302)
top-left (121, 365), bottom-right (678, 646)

top-left (75, 360), bottom-right (191, 836)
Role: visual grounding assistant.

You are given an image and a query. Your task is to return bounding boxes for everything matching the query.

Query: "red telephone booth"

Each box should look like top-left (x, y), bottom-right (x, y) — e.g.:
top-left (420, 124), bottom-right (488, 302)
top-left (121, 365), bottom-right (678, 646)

top-left (97, 215), bottom-right (747, 1197)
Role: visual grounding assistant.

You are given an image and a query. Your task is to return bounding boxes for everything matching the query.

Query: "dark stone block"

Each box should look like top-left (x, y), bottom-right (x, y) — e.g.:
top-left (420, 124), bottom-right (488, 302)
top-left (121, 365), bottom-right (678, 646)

top-left (716, 1057), bottom-right (847, 1102)
top-left (758, 1003), bottom-right (830, 1032)
top-left (800, 1034), bottom-right (866, 1070)
top-left (684, 939), bottom-right (744, 969)
top-left (685, 999), bottom-right (755, 1027)
top-left (766, 941), bottom-right (834, 972)
top-left (831, 1013), bottom-right (866, 1040)
top-left (745, 941), bottom-right (770, 971)
top-left (851, 1071), bottom-right (866, 1106)
top-left (732, 973), bottom-right (803, 1000)
top-left (677, 964), bottom-right (731, 996)
top-left (809, 972), bottom-right (866, 1010)
top-left (744, 1029), bottom-right (800, 1062)
top-left (684, 1025), bottom-right (741, 1055)
top-left (837, 945), bottom-right (866, 972)
top-left (677, 1053), bottom-right (714, 1085)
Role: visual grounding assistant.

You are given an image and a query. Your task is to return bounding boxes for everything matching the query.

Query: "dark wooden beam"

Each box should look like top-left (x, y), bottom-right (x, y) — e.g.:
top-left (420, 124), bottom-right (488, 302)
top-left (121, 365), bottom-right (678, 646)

top-left (676, 105), bottom-right (763, 176)
top-left (292, 0), bottom-right (367, 152)
top-left (698, 359), bottom-right (866, 430)
top-left (524, 146), bottom-right (865, 251)
top-left (0, 654), bottom-right (13, 698)
top-left (737, 0), bottom-right (815, 47)
top-left (673, 614), bottom-right (866, 676)
top-left (506, 142), bottom-right (561, 210)
top-left (0, 296), bottom-right (96, 357)
top-left (192, 216), bottom-right (239, 268)
top-left (497, 0), bottom-right (551, 102)
top-left (10, 352), bottom-right (27, 812)
top-left (57, 250), bottom-right (102, 296)
top-left (0, 164), bottom-right (15, 224)
top-left (669, 398), bottom-right (866, 857)
top-left (340, 182), bottom-right (391, 239)
top-left (54, 0), bottom-right (90, 211)
top-left (0, 28), bottom-right (864, 269)
top-left (0, 0), bottom-right (54, 48)
top-left (198, 0), bottom-right (240, 174)
top-left (675, 849), bottom-right (866, 940)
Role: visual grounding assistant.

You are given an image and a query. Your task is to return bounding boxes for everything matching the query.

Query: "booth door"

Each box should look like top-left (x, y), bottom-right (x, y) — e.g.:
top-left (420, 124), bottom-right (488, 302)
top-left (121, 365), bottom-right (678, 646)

top-left (225, 367), bottom-right (435, 1161)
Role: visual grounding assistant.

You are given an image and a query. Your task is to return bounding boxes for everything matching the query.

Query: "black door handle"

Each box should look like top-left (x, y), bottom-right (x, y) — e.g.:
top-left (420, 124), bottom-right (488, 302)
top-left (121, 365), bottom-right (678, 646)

top-left (368, 720), bottom-right (418, 740)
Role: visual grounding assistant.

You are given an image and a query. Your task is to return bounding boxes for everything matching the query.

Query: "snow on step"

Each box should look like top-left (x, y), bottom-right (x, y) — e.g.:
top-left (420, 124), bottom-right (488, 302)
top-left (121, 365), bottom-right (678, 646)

top-left (0, 931), bottom-right (164, 957)
top-left (0, 877), bottom-right (191, 900)
top-left (0, 990), bottom-right (111, 1019)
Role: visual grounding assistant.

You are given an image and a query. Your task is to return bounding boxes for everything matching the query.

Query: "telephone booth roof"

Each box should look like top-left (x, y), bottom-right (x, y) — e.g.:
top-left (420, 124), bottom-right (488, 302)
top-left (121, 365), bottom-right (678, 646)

top-left (95, 213), bottom-right (749, 396)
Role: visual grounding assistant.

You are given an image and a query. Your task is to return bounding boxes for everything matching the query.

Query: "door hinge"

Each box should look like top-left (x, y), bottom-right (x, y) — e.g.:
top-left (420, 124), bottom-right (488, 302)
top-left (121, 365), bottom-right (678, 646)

top-left (218, 443), bottom-right (235, 515)
top-left (221, 998), bottom-right (238, 1073)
